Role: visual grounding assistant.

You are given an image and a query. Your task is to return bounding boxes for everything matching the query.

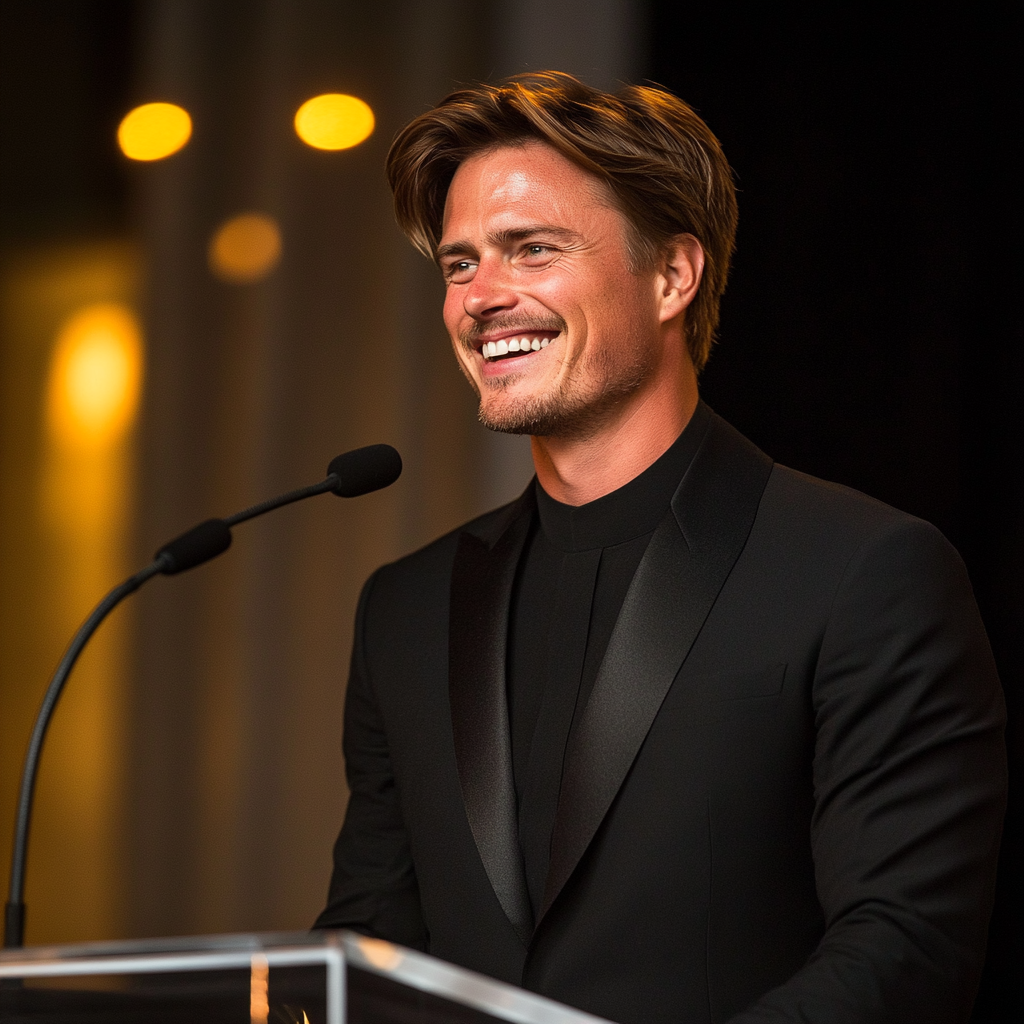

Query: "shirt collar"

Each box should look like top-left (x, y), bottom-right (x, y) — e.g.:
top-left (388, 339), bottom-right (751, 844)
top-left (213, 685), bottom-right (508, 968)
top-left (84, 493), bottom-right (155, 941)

top-left (534, 400), bottom-right (709, 553)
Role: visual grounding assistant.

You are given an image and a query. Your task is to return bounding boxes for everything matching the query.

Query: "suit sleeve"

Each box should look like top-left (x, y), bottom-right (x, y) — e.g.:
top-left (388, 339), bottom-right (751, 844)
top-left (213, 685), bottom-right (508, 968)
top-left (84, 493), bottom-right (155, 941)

top-left (312, 570), bottom-right (429, 949)
top-left (731, 518), bottom-right (1006, 1024)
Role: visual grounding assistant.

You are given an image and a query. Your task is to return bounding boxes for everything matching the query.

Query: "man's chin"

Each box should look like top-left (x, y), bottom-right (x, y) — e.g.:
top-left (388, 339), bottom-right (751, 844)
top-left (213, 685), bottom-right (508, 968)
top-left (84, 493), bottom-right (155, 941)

top-left (478, 392), bottom-right (614, 441)
top-left (476, 379), bottom-right (547, 435)
top-left (477, 399), bottom-right (539, 435)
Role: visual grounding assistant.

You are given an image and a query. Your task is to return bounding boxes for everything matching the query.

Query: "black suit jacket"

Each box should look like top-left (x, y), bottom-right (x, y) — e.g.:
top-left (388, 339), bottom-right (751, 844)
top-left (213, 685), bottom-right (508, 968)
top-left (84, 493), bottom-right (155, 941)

top-left (316, 408), bottom-right (1006, 1024)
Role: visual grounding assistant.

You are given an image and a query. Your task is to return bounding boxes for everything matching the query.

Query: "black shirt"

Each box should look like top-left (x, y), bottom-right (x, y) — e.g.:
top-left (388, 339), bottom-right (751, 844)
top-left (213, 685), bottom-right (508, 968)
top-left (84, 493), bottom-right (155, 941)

top-left (507, 401), bottom-right (708, 918)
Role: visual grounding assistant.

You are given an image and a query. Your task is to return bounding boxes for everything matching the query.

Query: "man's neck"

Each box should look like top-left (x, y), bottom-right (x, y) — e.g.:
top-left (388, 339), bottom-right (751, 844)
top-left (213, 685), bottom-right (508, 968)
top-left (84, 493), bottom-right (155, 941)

top-left (530, 370), bottom-right (700, 506)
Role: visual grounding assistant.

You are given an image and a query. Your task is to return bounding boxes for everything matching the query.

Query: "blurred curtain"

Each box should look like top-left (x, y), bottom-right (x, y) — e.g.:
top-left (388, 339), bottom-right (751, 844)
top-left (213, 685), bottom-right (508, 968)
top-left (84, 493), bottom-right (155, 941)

top-left (125, 0), bottom-right (647, 938)
top-left (126, 0), bottom-right (486, 937)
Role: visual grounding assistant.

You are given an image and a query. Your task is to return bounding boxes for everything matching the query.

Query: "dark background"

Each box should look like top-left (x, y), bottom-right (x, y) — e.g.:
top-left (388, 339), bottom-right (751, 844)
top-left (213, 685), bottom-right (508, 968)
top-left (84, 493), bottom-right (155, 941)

top-left (0, 1), bottom-right (137, 243)
top-left (1, 0), bottom-right (1019, 1018)
top-left (652, 4), bottom-right (1022, 1019)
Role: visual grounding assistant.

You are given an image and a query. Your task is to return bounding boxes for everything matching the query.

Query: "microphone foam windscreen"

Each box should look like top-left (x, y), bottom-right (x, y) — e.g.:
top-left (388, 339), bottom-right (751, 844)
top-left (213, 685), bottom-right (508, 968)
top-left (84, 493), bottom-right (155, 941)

top-left (156, 518), bottom-right (232, 574)
top-left (328, 444), bottom-right (403, 497)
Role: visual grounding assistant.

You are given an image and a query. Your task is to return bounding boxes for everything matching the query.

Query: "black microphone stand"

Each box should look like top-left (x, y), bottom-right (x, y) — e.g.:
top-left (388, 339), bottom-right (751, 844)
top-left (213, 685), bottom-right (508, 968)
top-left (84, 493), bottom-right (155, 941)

top-left (3, 445), bottom-right (400, 948)
top-left (4, 560), bottom-right (164, 949)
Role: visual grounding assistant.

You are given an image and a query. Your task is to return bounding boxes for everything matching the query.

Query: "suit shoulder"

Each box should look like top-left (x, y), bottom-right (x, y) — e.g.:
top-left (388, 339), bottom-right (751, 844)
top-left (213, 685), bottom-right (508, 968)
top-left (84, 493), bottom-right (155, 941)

top-left (764, 463), bottom-right (939, 537)
top-left (754, 463), bottom-right (967, 583)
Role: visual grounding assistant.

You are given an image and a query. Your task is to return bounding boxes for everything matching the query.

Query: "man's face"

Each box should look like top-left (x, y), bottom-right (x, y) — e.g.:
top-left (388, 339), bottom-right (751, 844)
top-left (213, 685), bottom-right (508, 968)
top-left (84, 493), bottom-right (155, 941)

top-left (438, 142), bottom-right (668, 438)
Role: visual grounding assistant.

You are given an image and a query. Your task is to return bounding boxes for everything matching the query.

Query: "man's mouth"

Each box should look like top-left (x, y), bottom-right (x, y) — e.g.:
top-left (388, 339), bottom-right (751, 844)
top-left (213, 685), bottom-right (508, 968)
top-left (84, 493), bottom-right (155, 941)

top-left (479, 332), bottom-right (558, 362)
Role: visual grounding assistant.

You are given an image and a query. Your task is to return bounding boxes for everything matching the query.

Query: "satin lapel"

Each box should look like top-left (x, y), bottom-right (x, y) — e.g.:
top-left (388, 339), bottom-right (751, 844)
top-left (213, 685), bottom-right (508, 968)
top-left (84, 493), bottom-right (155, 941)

top-left (449, 488), bottom-right (535, 944)
top-left (540, 413), bottom-right (773, 921)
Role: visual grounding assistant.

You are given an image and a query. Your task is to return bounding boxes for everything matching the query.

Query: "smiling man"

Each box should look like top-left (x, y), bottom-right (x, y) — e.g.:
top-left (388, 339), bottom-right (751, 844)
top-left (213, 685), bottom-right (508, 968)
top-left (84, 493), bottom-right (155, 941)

top-left (315, 74), bottom-right (1006, 1024)
top-left (437, 141), bottom-right (702, 504)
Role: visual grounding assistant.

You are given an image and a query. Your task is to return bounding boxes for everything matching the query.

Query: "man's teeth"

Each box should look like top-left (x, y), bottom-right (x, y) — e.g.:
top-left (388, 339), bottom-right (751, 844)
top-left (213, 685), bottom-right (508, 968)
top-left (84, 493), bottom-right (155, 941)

top-left (482, 336), bottom-right (551, 359)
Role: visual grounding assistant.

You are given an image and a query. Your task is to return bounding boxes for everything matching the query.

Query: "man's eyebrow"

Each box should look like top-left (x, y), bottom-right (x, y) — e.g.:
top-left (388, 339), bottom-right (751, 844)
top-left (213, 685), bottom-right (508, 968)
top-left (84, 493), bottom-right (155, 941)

top-left (435, 240), bottom-right (476, 263)
top-left (489, 225), bottom-right (583, 246)
top-left (436, 225), bottom-right (583, 262)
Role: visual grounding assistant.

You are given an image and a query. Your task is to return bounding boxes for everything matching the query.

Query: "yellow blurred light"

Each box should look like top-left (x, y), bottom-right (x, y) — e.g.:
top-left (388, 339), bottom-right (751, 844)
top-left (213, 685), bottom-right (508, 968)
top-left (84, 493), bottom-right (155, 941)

top-left (208, 212), bottom-right (282, 283)
top-left (117, 102), bottom-right (192, 161)
top-left (47, 303), bottom-right (144, 447)
top-left (294, 93), bottom-right (374, 150)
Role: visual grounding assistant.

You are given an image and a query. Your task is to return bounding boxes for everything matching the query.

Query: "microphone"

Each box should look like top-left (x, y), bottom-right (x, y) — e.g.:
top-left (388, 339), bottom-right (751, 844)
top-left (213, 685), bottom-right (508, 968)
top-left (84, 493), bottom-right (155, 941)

top-left (156, 443), bottom-right (403, 574)
top-left (3, 444), bottom-right (401, 948)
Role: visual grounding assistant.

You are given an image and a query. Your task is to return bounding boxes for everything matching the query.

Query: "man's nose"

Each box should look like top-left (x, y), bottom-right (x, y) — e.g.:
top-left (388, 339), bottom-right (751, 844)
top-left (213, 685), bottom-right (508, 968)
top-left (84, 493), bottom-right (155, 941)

top-left (463, 257), bottom-right (517, 320)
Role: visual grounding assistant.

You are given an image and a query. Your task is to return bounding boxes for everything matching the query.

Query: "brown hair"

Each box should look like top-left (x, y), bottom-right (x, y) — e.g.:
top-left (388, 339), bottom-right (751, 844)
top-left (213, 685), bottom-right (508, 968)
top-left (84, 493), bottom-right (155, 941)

top-left (386, 71), bottom-right (738, 372)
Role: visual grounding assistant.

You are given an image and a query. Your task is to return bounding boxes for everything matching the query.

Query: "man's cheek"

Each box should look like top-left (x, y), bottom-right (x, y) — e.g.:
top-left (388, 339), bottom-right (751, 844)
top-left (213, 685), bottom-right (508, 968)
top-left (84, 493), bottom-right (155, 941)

top-left (450, 345), bottom-right (481, 395)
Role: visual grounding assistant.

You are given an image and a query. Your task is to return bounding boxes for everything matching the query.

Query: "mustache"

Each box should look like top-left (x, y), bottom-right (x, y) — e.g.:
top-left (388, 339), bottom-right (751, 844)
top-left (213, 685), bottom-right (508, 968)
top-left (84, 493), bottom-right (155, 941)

top-left (459, 313), bottom-right (567, 348)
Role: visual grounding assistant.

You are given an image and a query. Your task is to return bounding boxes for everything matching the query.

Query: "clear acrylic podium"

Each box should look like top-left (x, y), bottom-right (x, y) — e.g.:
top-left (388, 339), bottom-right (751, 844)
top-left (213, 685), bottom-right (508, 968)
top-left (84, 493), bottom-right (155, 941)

top-left (0, 929), bottom-right (612, 1023)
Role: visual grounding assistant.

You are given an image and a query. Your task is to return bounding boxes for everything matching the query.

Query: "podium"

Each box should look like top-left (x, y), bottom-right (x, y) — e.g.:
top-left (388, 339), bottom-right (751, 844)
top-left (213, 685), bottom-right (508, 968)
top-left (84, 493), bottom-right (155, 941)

top-left (0, 929), bottom-right (612, 1023)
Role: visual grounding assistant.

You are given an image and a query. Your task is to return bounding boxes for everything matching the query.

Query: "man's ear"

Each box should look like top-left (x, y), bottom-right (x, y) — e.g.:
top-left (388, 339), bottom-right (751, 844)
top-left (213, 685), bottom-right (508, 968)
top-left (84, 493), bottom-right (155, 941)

top-left (657, 233), bottom-right (705, 324)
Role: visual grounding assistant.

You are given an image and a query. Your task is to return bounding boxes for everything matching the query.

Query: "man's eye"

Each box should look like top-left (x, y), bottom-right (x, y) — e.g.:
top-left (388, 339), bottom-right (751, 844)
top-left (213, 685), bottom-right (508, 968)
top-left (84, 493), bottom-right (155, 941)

top-left (447, 261), bottom-right (476, 281)
top-left (520, 244), bottom-right (557, 264)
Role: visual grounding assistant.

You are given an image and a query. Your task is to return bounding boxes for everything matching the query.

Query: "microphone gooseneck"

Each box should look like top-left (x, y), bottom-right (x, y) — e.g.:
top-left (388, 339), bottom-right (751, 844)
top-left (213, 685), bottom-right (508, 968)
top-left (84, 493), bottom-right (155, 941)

top-left (4, 559), bottom-right (163, 949)
top-left (3, 444), bottom-right (401, 948)
top-left (155, 518), bottom-right (233, 574)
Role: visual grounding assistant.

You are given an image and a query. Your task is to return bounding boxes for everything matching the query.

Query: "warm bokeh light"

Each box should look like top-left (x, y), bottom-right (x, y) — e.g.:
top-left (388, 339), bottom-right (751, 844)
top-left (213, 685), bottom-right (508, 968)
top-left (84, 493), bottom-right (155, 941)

top-left (47, 303), bottom-right (144, 448)
top-left (208, 212), bottom-right (282, 283)
top-left (117, 102), bottom-right (192, 161)
top-left (294, 93), bottom-right (374, 150)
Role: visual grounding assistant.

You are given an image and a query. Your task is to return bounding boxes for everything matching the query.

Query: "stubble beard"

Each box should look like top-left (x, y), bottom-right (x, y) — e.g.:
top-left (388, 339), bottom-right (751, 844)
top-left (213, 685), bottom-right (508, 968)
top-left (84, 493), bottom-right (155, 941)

top-left (462, 320), bottom-right (659, 442)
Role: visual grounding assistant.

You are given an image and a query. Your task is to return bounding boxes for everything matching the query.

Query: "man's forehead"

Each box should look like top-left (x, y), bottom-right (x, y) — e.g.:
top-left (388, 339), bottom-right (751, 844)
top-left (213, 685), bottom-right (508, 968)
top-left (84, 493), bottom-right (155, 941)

top-left (440, 141), bottom-right (615, 239)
